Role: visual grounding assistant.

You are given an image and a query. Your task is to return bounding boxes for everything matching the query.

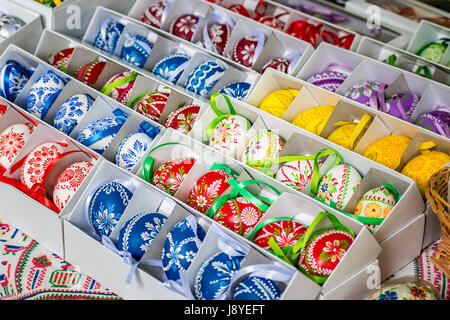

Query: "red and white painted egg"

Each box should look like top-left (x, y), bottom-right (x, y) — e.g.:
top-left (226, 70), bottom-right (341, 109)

top-left (258, 16), bottom-right (285, 31)
top-left (298, 228), bottom-right (354, 282)
top-left (187, 168), bottom-right (233, 213)
top-left (275, 159), bottom-right (325, 192)
top-left (262, 57), bottom-right (291, 74)
top-left (52, 160), bottom-right (94, 212)
top-left (0, 123), bottom-right (33, 173)
top-left (48, 47), bottom-right (75, 71)
top-left (163, 104), bottom-right (200, 135)
top-left (20, 141), bottom-right (67, 189)
top-left (141, 0), bottom-right (167, 28)
top-left (75, 61), bottom-right (106, 87)
top-left (209, 114), bottom-right (250, 159)
top-left (170, 14), bottom-right (200, 41)
top-left (101, 72), bottom-right (137, 106)
top-left (204, 22), bottom-right (231, 55)
top-left (133, 91), bottom-right (170, 122)
top-left (212, 196), bottom-right (267, 237)
top-left (152, 157), bottom-right (196, 195)
top-left (232, 35), bottom-right (260, 67)
top-left (253, 219), bottom-right (308, 252)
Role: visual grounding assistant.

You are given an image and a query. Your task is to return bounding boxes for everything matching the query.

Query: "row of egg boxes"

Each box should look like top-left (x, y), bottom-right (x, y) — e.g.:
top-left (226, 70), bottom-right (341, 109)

top-left (290, 43), bottom-right (450, 143)
top-left (0, 44), bottom-right (172, 178)
top-left (0, 0), bottom-right (44, 55)
top-left (355, 36), bottom-right (450, 86)
top-left (78, 128), bottom-right (379, 300)
top-left (246, 67), bottom-right (450, 204)
top-left (122, 0), bottom-right (315, 75)
top-left (180, 90), bottom-right (424, 244)
top-left (75, 6), bottom-right (262, 101)
top-left (194, 0), bottom-right (359, 50)
top-left (405, 20), bottom-right (450, 69)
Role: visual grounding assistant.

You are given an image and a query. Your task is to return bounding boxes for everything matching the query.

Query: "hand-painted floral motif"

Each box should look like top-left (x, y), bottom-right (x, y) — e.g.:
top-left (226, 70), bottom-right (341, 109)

top-left (365, 277), bottom-right (441, 300)
top-left (53, 94), bottom-right (94, 135)
top-left (209, 115), bottom-right (249, 158)
top-left (185, 61), bottom-right (226, 97)
top-left (115, 132), bottom-right (154, 171)
top-left (163, 104), bottom-right (200, 135)
top-left (275, 159), bottom-right (325, 192)
top-left (152, 158), bottom-right (196, 195)
top-left (120, 34), bottom-right (153, 68)
top-left (242, 131), bottom-right (284, 169)
top-left (93, 19), bottom-right (124, 54)
top-left (253, 219), bottom-right (308, 252)
top-left (170, 14), bottom-right (200, 41)
top-left (133, 91), bottom-right (170, 122)
top-left (218, 82), bottom-right (251, 101)
top-left (152, 54), bottom-right (191, 84)
top-left (0, 60), bottom-right (32, 101)
top-left (0, 123), bottom-right (33, 171)
top-left (232, 276), bottom-right (282, 300)
top-left (232, 36), bottom-right (259, 67)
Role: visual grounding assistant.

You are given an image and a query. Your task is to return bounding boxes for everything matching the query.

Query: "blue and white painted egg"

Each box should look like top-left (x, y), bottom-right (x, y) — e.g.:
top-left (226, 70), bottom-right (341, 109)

top-left (88, 180), bottom-right (134, 237)
top-left (117, 212), bottom-right (167, 261)
top-left (185, 61), bottom-right (227, 97)
top-left (152, 53), bottom-right (191, 84)
top-left (120, 34), bottom-right (153, 68)
top-left (0, 60), bottom-right (33, 101)
top-left (194, 251), bottom-right (245, 300)
top-left (218, 81), bottom-right (251, 101)
top-left (162, 217), bottom-right (206, 282)
top-left (53, 93), bottom-right (94, 135)
top-left (76, 113), bottom-right (126, 154)
top-left (115, 131), bottom-right (154, 171)
top-left (93, 19), bottom-right (124, 54)
top-left (232, 276), bottom-right (282, 300)
top-left (26, 70), bottom-right (66, 120)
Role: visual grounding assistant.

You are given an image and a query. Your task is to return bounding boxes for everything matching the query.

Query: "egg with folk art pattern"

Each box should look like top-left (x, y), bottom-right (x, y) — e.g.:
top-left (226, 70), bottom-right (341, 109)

top-left (306, 70), bottom-right (348, 93)
top-left (53, 94), bottom-right (94, 135)
top-left (232, 276), bottom-right (282, 300)
top-left (152, 53), bottom-right (191, 84)
top-left (0, 123), bottom-right (34, 173)
top-left (133, 91), bottom-right (170, 122)
top-left (152, 157), bottom-right (196, 196)
top-left (93, 19), bottom-right (124, 54)
top-left (194, 251), bottom-right (245, 300)
top-left (218, 81), bottom-right (251, 101)
top-left (101, 72), bottom-right (137, 106)
top-left (262, 57), bottom-right (291, 74)
top-left (204, 22), bottom-right (231, 55)
top-left (120, 34), bottom-right (153, 68)
top-left (163, 104), bottom-right (200, 135)
top-left (115, 131), bottom-right (155, 171)
top-left (185, 61), bottom-right (226, 97)
top-left (344, 80), bottom-right (383, 108)
top-left (48, 47), bottom-right (75, 71)
top-left (170, 14), bottom-right (200, 41)
top-left (232, 35), bottom-right (260, 68)
top-left (161, 217), bottom-right (206, 281)
top-left (75, 61), bottom-right (107, 88)
top-left (384, 93), bottom-right (420, 122)
top-left (117, 212), bottom-right (167, 261)
top-left (415, 107), bottom-right (450, 138)
top-left (0, 60), bottom-right (33, 102)
top-left (242, 130), bottom-right (284, 168)
top-left (88, 181), bottom-right (134, 238)
top-left (141, 0), bottom-right (168, 28)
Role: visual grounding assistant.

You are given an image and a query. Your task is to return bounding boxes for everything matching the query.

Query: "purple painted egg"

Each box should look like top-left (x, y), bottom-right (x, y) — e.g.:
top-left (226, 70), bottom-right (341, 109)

top-left (306, 70), bottom-right (348, 93)
top-left (344, 80), bottom-right (384, 109)
top-left (384, 93), bottom-right (421, 122)
top-left (415, 106), bottom-right (450, 138)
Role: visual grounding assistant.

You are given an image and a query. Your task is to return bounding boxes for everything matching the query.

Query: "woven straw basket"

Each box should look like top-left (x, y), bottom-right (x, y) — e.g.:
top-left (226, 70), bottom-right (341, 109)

top-left (425, 166), bottom-right (450, 278)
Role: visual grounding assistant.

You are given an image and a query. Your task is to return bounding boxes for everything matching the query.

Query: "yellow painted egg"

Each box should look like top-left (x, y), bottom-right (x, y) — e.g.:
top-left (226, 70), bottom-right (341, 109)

top-left (259, 88), bottom-right (299, 118)
top-left (363, 135), bottom-right (411, 170)
top-left (292, 105), bottom-right (334, 136)
top-left (327, 115), bottom-right (372, 150)
top-left (354, 186), bottom-right (397, 219)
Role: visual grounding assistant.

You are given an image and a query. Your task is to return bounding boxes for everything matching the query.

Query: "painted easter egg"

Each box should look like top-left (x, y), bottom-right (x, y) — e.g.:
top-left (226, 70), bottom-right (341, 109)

top-left (187, 168), bottom-right (234, 213)
top-left (212, 196), bottom-right (267, 237)
top-left (259, 88), bottom-right (299, 118)
top-left (204, 22), bottom-right (231, 55)
top-left (133, 91), bottom-right (170, 122)
top-left (384, 93), bottom-right (421, 122)
top-left (52, 160), bottom-right (94, 212)
top-left (262, 57), bottom-right (291, 74)
top-left (141, 0), bottom-right (167, 28)
top-left (115, 131), bottom-right (155, 171)
top-left (26, 70), bottom-right (66, 120)
top-left (76, 112), bottom-right (127, 154)
top-left (0, 123), bottom-right (33, 173)
top-left (327, 116), bottom-right (372, 151)
top-left (120, 34), bottom-right (153, 68)
top-left (344, 81), bottom-right (383, 109)
top-left (117, 212), bottom-right (167, 261)
top-left (417, 41), bottom-right (447, 64)
top-left (194, 251), bottom-right (245, 300)
top-left (93, 19), bottom-right (124, 54)
top-left (252, 218), bottom-right (308, 253)
top-left (232, 276), bottom-right (282, 300)
top-left (0, 60), bottom-right (33, 101)
top-left (292, 105), bottom-right (334, 135)
top-left (275, 159), bottom-right (325, 192)
top-left (259, 15), bottom-right (286, 30)
top-left (152, 53), bottom-right (190, 84)
top-left (0, 14), bottom-right (25, 38)
top-left (170, 14), bottom-right (200, 41)
top-left (363, 135), bottom-right (411, 170)
top-left (20, 141), bottom-right (67, 189)
top-left (306, 70), bottom-right (348, 93)
top-left (47, 47), bottom-right (74, 71)
top-left (316, 164), bottom-right (362, 211)
top-left (364, 277), bottom-right (441, 300)
top-left (298, 228), bottom-right (354, 283)
top-left (218, 81), bottom-right (251, 101)
top-left (152, 157), bottom-right (196, 195)
top-left (75, 61), bottom-right (106, 87)
top-left (209, 114), bottom-right (251, 158)
top-left (53, 93), bottom-right (94, 135)
top-left (101, 72), bottom-right (137, 106)
top-left (242, 131), bottom-right (284, 168)
top-left (87, 180), bottom-right (134, 237)
top-left (185, 61), bottom-right (227, 97)
top-left (0, 103), bottom-right (6, 116)
top-left (231, 35), bottom-right (260, 67)
top-left (415, 106), bottom-right (450, 138)
top-left (163, 104), bottom-right (200, 134)
top-left (162, 217), bottom-right (206, 281)
top-left (354, 186), bottom-right (397, 219)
